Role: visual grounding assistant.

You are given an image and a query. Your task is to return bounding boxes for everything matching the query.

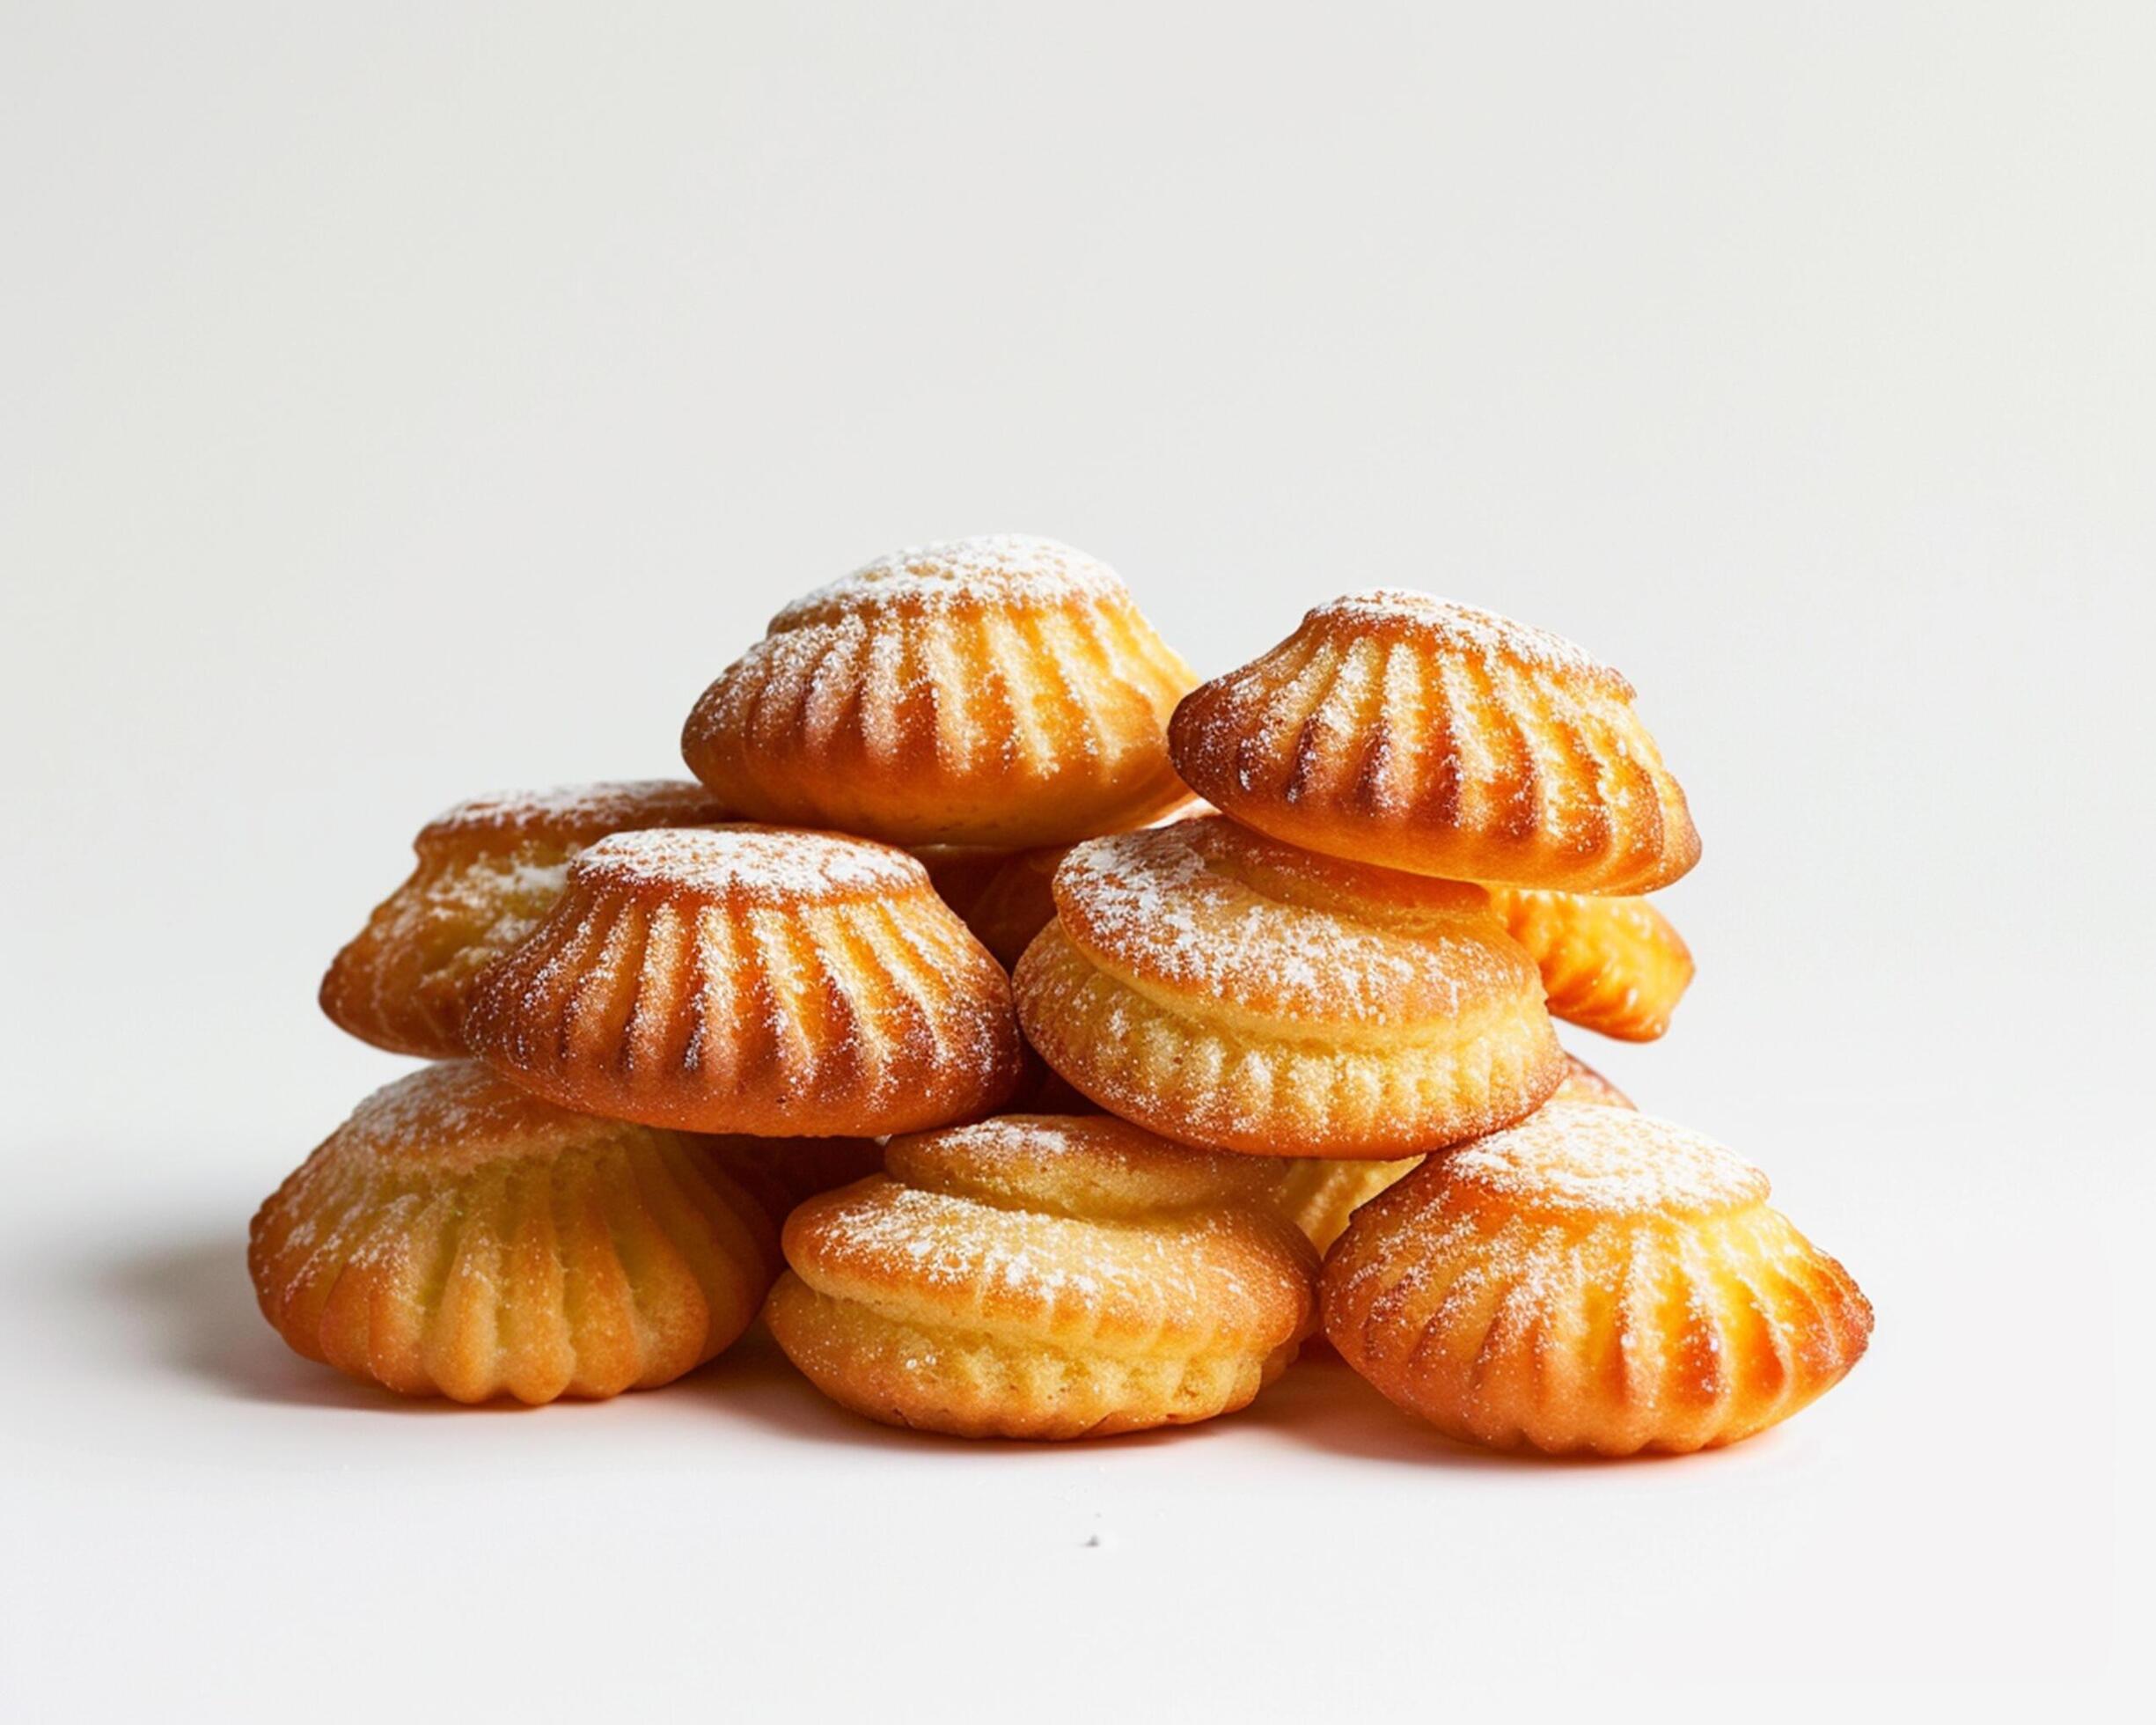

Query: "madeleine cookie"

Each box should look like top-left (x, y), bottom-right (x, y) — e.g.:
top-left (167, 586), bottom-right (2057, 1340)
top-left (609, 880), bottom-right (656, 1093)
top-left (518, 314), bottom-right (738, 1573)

top-left (1013, 817), bottom-right (1564, 1158)
top-left (1322, 1104), bottom-right (1872, 1455)
top-left (681, 535), bottom-right (1197, 848)
top-left (247, 1063), bottom-right (778, 1404)
top-left (766, 1115), bottom-right (1318, 1438)
top-left (319, 780), bottom-right (730, 1058)
top-left (466, 827), bottom-right (1022, 1137)
top-left (1170, 591), bottom-right (1699, 893)
top-left (1486, 885), bottom-right (1694, 1041)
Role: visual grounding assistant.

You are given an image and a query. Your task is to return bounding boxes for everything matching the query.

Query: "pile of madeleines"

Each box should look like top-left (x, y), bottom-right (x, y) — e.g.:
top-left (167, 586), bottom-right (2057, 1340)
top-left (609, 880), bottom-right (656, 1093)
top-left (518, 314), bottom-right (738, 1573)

top-left (254, 534), bottom-right (1873, 1457)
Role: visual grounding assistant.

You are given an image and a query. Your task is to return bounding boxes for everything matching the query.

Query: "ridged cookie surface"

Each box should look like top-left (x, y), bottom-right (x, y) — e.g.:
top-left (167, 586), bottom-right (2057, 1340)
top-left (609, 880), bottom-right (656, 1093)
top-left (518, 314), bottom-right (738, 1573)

top-left (319, 780), bottom-right (730, 1058)
top-left (466, 826), bottom-right (1022, 1136)
top-left (1170, 591), bottom-right (1699, 892)
top-left (682, 535), bottom-right (1197, 847)
top-left (1485, 885), bottom-right (1694, 1041)
top-left (248, 1062), bottom-right (778, 1404)
top-left (1323, 1104), bottom-right (1872, 1455)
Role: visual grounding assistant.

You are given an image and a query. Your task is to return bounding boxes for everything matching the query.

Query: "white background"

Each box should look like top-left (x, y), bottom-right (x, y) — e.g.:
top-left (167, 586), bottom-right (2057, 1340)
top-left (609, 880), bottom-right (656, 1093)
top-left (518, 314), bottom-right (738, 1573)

top-left (3, 4), bottom-right (2147, 1717)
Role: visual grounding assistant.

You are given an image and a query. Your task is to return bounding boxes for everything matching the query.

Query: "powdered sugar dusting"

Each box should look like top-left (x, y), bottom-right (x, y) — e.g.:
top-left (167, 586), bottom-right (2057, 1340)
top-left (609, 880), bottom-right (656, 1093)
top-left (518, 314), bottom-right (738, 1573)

top-left (1442, 1102), bottom-right (1767, 1218)
top-left (818, 1181), bottom-right (1113, 1301)
top-left (770, 534), bottom-right (1126, 628)
top-left (337, 1061), bottom-right (610, 1161)
top-left (424, 780), bottom-right (729, 846)
top-left (1314, 590), bottom-right (1619, 686)
top-left (573, 826), bottom-right (927, 906)
top-left (789, 1138), bottom-right (1313, 1341)
top-left (1053, 818), bottom-right (1522, 1022)
top-left (890, 1113), bottom-right (1277, 1215)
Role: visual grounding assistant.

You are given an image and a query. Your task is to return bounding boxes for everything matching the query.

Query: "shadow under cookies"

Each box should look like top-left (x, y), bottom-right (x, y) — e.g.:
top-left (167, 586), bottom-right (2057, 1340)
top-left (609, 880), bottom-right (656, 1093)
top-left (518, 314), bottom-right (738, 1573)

top-left (1238, 1342), bottom-right (1800, 1472)
top-left (95, 1228), bottom-right (510, 1414)
top-left (687, 1328), bottom-right (1551, 1469)
top-left (91, 1233), bottom-right (1753, 1464)
top-left (1221, 1345), bottom-right (1556, 1470)
top-left (680, 1327), bottom-right (1218, 1457)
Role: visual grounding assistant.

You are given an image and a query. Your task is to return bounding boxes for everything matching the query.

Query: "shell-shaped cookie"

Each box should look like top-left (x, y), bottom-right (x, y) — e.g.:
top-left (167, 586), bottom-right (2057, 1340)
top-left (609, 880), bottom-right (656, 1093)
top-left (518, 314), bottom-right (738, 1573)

top-left (681, 535), bottom-right (1199, 848)
top-left (1013, 816), bottom-right (1565, 1158)
top-left (766, 1114), bottom-right (1318, 1438)
top-left (319, 780), bottom-right (730, 1058)
top-left (247, 1062), bottom-right (779, 1404)
top-left (465, 826), bottom-right (1023, 1137)
top-left (1170, 591), bottom-right (1700, 893)
top-left (1486, 885), bottom-right (1694, 1041)
top-left (1268, 1053), bottom-right (1632, 1252)
top-left (1322, 1104), bottom-right (1873, 1456)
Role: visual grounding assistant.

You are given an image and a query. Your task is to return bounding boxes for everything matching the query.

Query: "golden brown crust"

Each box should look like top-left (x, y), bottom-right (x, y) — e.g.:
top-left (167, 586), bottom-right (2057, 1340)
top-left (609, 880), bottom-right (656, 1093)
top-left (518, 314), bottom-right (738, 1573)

top-left (1012, 817), bottom-right (1565, 1157)
top-left (319, 780), bottom-right (730, 1058)
top-left (466, 826), bottom-right (1023, 1138)
top-left (1169, 591), bottom-right (1700, 893)
top-left (246, 1063), bottom-right (779, 1404)
top-left (765, 1114), bottom-right (1318, 1438)
top-left (1321, 1104), bottom-right (1873, 1455)
top-left (1486, 886), bottom-right (1694, 1041)
top-left (680, 536), bottom-right (1198, 848)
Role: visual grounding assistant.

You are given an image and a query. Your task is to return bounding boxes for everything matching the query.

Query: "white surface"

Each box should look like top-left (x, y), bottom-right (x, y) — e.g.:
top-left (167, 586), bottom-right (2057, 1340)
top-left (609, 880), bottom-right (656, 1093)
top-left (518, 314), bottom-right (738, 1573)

top-left (2, 4), bottom-right (2146, 1717)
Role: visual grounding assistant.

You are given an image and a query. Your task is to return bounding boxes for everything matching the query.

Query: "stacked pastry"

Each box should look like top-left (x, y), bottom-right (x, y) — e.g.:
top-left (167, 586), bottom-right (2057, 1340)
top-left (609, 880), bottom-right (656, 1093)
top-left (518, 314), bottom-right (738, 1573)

top-left (260, 535), bottom-right (1870, 1456)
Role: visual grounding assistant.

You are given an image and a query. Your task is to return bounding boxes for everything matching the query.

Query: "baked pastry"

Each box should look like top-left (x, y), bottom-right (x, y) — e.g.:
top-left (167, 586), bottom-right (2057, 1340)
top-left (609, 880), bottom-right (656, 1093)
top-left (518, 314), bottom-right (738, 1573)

top-left (1485, 885), bottom-right (1694, 1041)
top-left (319, 779), bottom-right (730, 1058)
top-left (1265, 1053), bottom-right (1632, 1252)
top-left (466, 826), bottom-right (1022, 1137)
top-left (766, 1114), bottom-right (1318, 1438)
top-left (247, 1062), bottom-right (778, 1404)
top-left (1013, 816), bottom-right (1564, 1157)
top-left (680, 535), bottom-right (1198, 848)
top-left (1322, 1103), bottom-right (1872, 1455)
top-left (1169, 591), bottom-right (1700, 893)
